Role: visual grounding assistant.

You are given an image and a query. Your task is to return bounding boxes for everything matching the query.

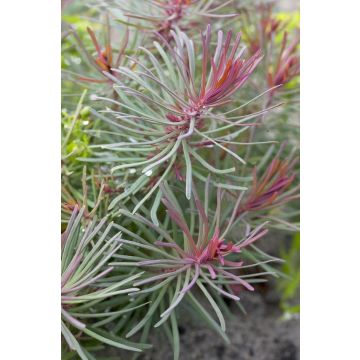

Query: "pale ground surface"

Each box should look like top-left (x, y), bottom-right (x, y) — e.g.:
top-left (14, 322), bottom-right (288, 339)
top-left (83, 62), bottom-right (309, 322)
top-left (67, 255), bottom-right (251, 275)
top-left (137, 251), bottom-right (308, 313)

top-left (137, 292), bottom-right (299, 360)
top-left (277, 0), bottom-right (299, 11)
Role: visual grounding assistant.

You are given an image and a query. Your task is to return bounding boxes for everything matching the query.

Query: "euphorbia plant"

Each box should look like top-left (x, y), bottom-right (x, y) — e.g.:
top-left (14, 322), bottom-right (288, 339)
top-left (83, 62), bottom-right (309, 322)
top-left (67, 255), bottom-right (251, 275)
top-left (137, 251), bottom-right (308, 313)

top-left (61, 206), bottom-right (152, 358)
top-left (100, 0), bottom-right (237, 37)
top-left (61, 1), bottom-right (299, 359)
top-left (86, 24), bottom-right (279, 213)
top-left (114, 182), bottom-right (272, 321)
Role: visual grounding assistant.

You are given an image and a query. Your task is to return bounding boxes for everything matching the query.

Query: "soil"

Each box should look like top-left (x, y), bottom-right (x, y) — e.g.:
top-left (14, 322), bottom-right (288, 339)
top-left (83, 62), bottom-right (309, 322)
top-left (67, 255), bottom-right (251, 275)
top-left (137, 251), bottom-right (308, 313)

top-left (136, 291), bottom-right (299, 360)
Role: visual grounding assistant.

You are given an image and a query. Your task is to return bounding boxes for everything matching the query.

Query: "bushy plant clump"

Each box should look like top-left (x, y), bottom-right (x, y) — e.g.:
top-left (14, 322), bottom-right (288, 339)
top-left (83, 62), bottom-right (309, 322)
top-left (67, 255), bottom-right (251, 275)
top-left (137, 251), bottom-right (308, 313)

top-left (61, 1), bottom-right (299, 359)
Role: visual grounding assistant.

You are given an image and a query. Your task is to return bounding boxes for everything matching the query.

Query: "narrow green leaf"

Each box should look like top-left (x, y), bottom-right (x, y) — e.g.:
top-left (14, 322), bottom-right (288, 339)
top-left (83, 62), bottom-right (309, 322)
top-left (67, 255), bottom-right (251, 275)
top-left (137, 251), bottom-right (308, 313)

top-left (182, 141), bottom-right (192, 200)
